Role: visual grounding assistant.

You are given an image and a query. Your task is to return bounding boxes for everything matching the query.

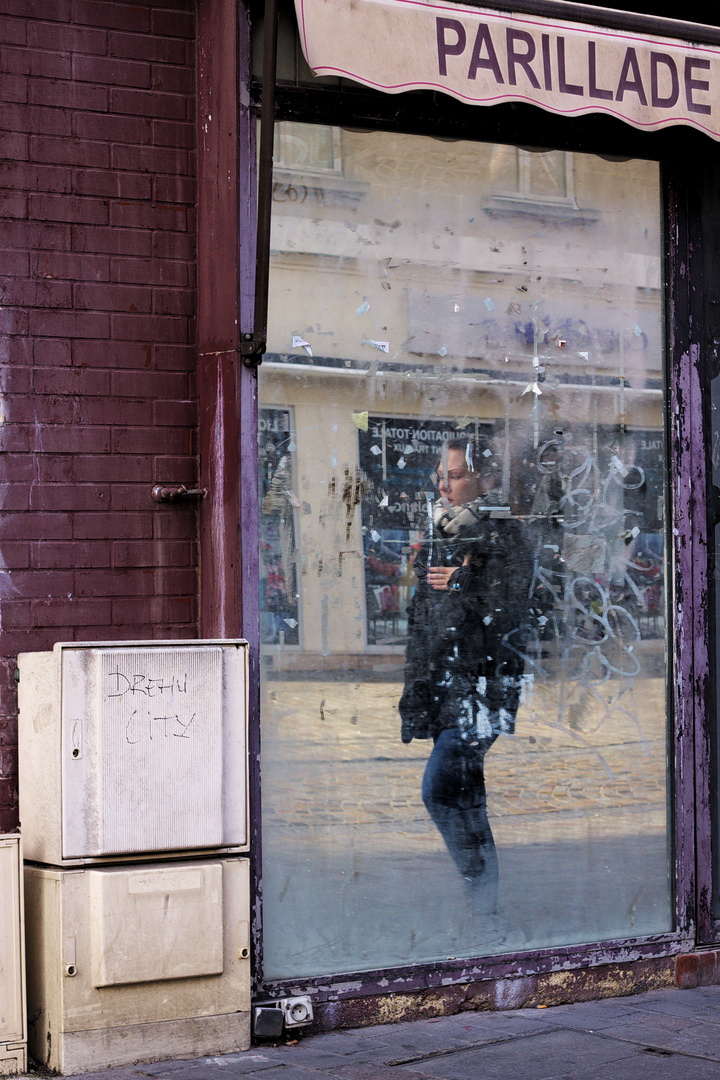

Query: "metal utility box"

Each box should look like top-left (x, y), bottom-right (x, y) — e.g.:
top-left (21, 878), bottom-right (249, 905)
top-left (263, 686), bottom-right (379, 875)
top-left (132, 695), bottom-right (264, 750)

top-left (0, 836), bottom-right (26, 1076)
top-left (18, 641), bottom-right (248, 865)
top-left (25, 857), bottom-right (251, 1074)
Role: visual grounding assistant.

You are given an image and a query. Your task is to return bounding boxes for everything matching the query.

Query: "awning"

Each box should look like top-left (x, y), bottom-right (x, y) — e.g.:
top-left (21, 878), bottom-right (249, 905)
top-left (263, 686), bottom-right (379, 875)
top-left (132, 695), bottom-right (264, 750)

top-left (293, 0), bottom-right (720, 140)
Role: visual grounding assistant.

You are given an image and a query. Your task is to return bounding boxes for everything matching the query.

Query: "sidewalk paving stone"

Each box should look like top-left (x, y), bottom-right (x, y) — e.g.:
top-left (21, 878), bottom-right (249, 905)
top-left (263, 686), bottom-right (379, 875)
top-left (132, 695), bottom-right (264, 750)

top-left (136, 1057), bottom-right (280, 1078)
top-left (329, 1065), bottom-right (430, 1079)
top-left (514, 1000), bottom-right (644, 1031)
top-left (628, 987), bottom-right (720, 1021)
top-left (208, 1068), bottom-right (346, 1080)
top-left (590, 1015), bottom-right (720, 1061)
top-left (354, 1012), bottom-right (553, 1063)
top-left (565, 1051), bottom-right (720, 1080)
top-left (408, 1029), bottom-right (636, 1079)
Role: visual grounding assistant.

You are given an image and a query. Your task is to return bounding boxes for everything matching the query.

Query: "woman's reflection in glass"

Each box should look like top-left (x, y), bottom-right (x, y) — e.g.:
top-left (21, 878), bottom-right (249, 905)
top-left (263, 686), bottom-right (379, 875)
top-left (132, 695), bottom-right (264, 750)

top-left (399, 436), bottom-right (533, 929)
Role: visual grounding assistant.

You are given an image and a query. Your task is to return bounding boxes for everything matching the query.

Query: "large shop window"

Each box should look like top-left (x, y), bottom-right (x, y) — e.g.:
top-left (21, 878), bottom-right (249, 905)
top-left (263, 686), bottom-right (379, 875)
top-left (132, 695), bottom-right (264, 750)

top-left (258, 122), bottom-right (671, 979)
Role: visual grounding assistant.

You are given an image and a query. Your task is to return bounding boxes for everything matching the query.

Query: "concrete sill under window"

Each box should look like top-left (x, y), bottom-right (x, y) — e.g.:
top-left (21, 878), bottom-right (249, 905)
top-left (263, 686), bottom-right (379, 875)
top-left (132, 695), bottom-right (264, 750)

top-left (483, 194), bottom-right (599, 224)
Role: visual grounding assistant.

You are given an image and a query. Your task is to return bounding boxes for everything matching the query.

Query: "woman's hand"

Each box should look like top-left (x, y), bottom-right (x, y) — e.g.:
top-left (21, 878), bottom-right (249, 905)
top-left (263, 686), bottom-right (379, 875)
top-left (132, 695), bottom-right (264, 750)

top-left (427, 554), bottom-right (472, 591)
top-left (427, 566), bottom-right (456, 591)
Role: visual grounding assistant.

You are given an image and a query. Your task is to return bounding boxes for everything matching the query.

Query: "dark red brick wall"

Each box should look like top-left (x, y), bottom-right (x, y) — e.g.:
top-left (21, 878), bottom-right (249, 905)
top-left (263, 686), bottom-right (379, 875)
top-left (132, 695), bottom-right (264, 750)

top-left (0, 0), bottom-right (198, 831)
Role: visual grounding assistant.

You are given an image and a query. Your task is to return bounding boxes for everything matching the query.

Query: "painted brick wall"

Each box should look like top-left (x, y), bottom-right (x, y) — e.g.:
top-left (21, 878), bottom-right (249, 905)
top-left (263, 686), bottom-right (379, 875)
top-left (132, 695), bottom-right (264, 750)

top-left (0, 0), bottom-right (198, 831)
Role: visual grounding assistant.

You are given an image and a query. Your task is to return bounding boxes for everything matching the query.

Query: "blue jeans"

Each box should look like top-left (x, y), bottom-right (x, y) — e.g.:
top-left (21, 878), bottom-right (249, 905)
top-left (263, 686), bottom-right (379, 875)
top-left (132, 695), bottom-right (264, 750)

top-left (421, 727), bottom-right (498, 914)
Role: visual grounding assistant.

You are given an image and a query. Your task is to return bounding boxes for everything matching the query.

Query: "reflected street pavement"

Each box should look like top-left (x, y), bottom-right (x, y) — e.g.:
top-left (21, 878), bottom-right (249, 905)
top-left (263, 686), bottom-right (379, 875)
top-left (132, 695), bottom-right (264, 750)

top-left (261, 657), bottom-right (670, 977)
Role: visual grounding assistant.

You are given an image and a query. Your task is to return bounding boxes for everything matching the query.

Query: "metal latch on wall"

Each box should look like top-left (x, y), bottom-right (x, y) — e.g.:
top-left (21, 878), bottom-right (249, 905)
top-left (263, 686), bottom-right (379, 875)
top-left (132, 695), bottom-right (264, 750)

top-left (239, 333), bottom-right (267, 369)
top-left (152, 485), bottom-right (208, 503)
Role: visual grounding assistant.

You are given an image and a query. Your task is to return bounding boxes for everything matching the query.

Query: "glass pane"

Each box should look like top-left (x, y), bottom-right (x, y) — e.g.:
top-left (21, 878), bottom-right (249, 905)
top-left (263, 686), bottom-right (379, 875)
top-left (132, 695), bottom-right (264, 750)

top-left (522, 149), bottom-right (568, 199)
top-left (274, 122), bottom-right (340, 174)
top-left (259, 126), bottom-right (671, 979)
top-left (490, 144), bottom-right (519, 193)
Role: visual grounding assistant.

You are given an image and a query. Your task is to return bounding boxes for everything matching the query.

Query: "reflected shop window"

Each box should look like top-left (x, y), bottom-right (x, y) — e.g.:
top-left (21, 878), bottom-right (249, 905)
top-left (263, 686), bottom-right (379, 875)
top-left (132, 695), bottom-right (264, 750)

top-left (259, 407), bottom-right (301, 647)
top-left (258, 123), bottom-right (671, 980)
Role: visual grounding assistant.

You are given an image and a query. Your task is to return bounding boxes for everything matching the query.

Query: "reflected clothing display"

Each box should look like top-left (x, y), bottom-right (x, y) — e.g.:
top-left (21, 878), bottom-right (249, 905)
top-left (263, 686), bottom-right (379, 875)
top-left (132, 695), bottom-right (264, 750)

top-left (400, 491), bottom-right (533, 908)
